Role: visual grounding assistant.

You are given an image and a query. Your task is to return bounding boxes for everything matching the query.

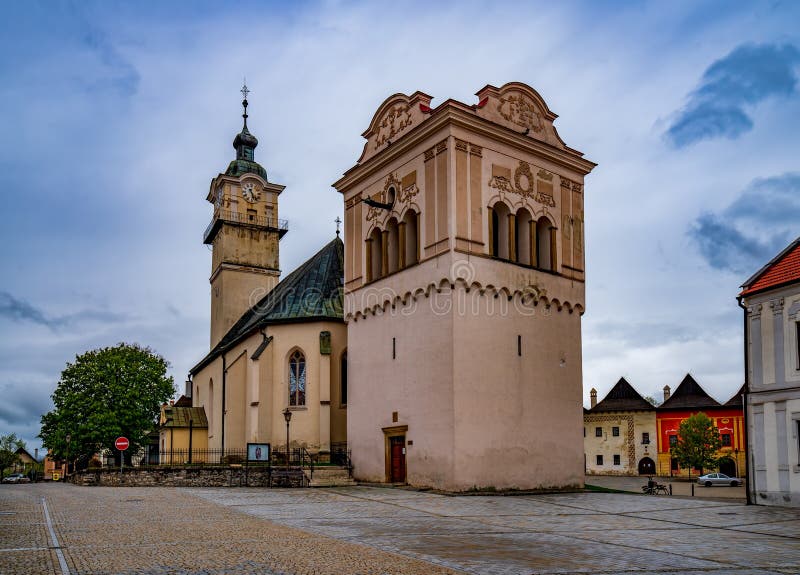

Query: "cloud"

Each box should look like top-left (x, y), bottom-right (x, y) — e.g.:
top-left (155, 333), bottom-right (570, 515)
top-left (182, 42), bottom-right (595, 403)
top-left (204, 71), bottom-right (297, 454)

top-left (688, 173), bottom-right (799, 274)
top-left (80, 30), bottom-right (140, 97)
top-left (666, 43), bottom-right (800, 147)
top-left (0, 291), bottom-right (127, 330)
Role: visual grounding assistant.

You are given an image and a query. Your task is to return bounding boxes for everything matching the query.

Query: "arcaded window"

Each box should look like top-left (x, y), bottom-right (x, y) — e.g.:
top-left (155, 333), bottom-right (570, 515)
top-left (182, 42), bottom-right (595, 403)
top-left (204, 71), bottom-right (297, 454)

top-left (402, 210), bottom-right (419, 268)
top-left (367, 227), bottom-right (383, 282)
top-left (289, 350), bottom-right (306, 406)
top-left (515, 208), bottom-right (533, 266)
top-left (490, 202), bottom-right (511, 260)
top-left (536, 217), bottom-right (553, 270)
top-left (386, 217), bottom-right (400, 275)
top-left (340, 351), bottom-right (348, 407)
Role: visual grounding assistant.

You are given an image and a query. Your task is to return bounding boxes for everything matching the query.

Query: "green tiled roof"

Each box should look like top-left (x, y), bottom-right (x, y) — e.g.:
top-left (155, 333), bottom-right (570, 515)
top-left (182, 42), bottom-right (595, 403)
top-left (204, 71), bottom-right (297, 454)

top-left (225, 159), bottom-right (268, 181)
top-left (162, 406), bottom-right (208, 428)
top-left (191, 237), bottom-right (344, 374)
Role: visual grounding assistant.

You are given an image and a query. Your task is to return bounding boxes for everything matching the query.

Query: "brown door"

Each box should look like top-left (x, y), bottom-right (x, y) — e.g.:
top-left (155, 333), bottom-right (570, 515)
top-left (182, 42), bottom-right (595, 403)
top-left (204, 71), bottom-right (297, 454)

top-left (389, 436), bottom-right (406, 483)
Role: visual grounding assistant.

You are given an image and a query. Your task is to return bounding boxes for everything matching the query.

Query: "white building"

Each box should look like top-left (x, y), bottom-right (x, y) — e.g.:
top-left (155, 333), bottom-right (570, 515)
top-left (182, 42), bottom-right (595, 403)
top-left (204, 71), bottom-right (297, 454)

top-left (740, 237), bottom-right (800, 507)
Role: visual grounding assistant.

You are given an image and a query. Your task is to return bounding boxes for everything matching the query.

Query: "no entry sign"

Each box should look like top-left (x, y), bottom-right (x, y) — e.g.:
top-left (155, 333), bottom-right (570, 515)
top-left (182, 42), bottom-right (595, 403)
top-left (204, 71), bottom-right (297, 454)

top-left (115, 437), bottom-right (129, 451)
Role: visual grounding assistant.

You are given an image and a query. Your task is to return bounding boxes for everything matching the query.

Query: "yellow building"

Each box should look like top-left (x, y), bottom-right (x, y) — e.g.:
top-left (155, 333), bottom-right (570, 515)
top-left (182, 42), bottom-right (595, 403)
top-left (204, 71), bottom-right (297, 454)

top-left (159, 397), bottom-right (208, 464)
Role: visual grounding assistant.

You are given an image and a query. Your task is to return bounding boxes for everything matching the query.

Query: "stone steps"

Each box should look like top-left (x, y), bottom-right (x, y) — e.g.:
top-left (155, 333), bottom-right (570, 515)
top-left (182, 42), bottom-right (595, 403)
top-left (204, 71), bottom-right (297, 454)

top-left (309, 466), bottom-right (356, 487)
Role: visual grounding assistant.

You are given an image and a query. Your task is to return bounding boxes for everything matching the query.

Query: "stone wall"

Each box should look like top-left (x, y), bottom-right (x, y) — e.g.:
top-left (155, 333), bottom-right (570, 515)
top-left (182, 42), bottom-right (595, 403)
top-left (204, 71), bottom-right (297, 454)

top-left (72, 466), bottom-right (274, 487)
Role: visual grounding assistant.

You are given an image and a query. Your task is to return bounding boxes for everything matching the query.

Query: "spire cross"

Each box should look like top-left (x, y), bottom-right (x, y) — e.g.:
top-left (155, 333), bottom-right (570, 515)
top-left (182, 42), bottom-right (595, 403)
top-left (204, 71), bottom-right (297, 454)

top-left (335, 216), bottom-right (342, 236)
top-left (241, 80), bottom-right (250, 127)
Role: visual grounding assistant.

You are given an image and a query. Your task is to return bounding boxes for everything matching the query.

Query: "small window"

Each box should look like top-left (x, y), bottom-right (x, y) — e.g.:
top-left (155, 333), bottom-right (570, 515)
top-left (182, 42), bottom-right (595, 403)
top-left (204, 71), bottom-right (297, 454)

top-left (583, 427), bottom-right (586, 437)
top-left (340, 351), bottom-right (348, 407)
top-left (642, 432), bottom-right (650, 445)
top-left (595, 427), bottom-right (603, 437)
top-left (596, 455), bottom-right (603, 466)
top-left (721, 433), bottom-right (731, 447)
top-left (612, 426), bottom-right (620, 437)
top-left (669, 435), bottom-right (677, 448)
top-left (247, 209), bottom-right (257, 222)
top-left (613, 454), bottom-right (621, 466)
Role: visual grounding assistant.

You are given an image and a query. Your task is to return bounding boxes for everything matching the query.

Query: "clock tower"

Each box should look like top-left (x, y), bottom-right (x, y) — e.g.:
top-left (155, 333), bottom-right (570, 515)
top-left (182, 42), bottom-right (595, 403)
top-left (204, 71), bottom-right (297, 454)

top-left (204, 85), bottom-right (288, 347)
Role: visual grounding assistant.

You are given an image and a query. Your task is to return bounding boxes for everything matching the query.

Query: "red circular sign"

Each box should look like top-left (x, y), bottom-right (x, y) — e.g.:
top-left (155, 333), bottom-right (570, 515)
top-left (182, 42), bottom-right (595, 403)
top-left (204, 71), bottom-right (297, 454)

top-left (115, 437), bottom-right (129, 451)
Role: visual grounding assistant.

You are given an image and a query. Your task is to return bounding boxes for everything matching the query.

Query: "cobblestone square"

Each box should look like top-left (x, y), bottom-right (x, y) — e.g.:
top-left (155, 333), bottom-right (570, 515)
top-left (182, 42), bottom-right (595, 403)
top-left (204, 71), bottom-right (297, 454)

top-left (2, 483), bottom-right (798, 575)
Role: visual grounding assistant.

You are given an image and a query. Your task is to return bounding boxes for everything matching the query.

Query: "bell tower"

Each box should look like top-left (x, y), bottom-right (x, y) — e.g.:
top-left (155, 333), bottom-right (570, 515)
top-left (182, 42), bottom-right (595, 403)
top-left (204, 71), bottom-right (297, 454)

top-left (204, 84), bottom-right (288, 347)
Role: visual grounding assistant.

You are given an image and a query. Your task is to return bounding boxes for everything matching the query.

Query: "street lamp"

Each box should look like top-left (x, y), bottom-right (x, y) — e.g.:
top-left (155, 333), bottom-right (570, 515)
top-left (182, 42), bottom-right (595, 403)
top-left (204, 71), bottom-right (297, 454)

top-left (65, 434), bottom-right (71, 477)
top-left (283, 408), bottom-right (292, 469)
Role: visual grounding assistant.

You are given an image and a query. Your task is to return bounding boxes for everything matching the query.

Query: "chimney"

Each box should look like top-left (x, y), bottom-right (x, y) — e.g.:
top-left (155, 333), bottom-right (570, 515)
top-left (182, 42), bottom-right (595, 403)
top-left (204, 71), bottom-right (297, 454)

top-left (590, 388), bottom-right (597, 408)
top-left (185, 379), bottom-right (192, 398)
top-left (663, 385), bottom-right (671, 402)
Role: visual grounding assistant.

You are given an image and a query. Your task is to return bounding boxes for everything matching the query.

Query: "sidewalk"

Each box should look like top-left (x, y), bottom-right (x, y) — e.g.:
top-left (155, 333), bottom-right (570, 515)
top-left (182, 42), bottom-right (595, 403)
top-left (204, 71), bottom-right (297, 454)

top-left (585, 474), bottom-right (746, 499)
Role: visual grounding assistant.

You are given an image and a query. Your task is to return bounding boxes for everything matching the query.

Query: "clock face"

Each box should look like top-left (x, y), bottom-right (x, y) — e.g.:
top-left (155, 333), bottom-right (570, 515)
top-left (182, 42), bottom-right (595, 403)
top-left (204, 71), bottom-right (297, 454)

top-left (242, 182), bottom-right (260, 203)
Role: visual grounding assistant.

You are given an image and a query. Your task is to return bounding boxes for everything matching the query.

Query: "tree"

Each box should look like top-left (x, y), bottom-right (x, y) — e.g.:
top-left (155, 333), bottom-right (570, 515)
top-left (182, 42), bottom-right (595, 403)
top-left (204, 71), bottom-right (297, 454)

top-left (39, 343), bottom-right (174, 465)
top-left (644, 395), bottom-right (660, 407)
top-left (671, 412), bottom-right (722, 476)
top-left (0, 433), bottom-right (25, 478)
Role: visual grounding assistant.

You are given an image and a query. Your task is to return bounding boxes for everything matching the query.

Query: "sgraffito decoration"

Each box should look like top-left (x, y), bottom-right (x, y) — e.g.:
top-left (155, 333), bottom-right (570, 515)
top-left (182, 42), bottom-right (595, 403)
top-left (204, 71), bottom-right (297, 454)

top-left (498, 93), bottom-right (544, 134)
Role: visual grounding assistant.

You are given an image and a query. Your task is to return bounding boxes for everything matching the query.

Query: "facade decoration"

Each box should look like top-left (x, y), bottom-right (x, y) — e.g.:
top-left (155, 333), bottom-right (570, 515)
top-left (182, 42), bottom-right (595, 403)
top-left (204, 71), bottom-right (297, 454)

top-left (375, 103), bottom-right (413, 149)
top-left (487, 160), bottom-right (556, 207)
top-left (498, 93), bottom-right (544, 133)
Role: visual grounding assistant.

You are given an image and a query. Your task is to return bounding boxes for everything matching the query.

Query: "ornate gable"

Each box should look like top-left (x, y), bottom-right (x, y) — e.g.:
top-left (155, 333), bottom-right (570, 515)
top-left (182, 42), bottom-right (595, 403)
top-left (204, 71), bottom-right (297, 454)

top-left (474, 82), bottom-right (567, 150)
top-left (358, 91), bottom-right (433, 163)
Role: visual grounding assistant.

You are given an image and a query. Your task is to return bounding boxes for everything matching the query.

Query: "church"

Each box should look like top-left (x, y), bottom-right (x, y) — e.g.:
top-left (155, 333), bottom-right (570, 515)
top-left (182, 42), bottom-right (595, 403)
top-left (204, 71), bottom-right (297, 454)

top-left (189, 81), bottom-right (595, 491)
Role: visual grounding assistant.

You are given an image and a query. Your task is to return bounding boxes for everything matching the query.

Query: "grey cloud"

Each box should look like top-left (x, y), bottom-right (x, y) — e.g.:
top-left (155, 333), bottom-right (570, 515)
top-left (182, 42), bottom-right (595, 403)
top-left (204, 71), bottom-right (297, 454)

top-left (0, 291), bottom-right (127, 330)
top-left (590, 319), bottom-right (699, 349)
top-left (0, 386), bottom-right (51, 427)
top-left (688, 173), bottom-right (798, 274)
top-left (666, 43), bottom-right (800, 147)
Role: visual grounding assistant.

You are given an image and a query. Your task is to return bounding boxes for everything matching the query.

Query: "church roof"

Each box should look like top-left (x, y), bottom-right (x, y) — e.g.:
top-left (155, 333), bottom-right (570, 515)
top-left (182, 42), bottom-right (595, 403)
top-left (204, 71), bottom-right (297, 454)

top-left (225, 158), bottom-right (268, 181)
top-left (740, 237), bottom-right (800, 297)
top-left (161, 406), bottom-right (208, 428)
top-left (723, 384), bottom-right (746, 407)
top-left (591, 377), bottom-right (655, 412)
top-left (658, 374), bottom-right (721, 410)
top-left (190, 236), bottom-right (343, 374)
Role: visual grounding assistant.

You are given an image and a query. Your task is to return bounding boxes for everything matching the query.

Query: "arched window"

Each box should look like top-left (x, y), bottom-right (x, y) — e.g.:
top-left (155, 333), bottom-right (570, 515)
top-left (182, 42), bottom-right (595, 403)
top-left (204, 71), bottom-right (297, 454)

top-left (489, 202), bottom-right (511, 260)
top-left (367, 227), bottom-right (383, 282)
top-left (289, 350), bottom-right (306, 406)
top-left (516, 208), bottom-right (533, 266)
top-left (340, 351), bottom-right (348, 407)
top-left (536, 217), bottom-right (553, 271)
top-left (386, 217), bottom-right (400, 275)
top-left (208, 378), bottom-right (214, 432)
top-left (402, 210), bottom-right (419, 268)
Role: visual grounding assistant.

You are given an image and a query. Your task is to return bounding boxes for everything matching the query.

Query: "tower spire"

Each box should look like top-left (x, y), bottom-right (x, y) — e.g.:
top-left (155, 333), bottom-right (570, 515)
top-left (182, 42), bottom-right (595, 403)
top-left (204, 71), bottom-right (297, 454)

top-left (240, 79), bottom-right (250, 130)
top-left (233, 80), bottom-right (258, 162)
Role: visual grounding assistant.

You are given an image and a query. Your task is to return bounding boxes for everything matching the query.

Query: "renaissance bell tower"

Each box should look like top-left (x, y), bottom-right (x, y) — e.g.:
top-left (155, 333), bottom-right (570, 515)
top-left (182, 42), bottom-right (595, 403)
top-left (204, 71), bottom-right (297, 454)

top-left (204, 84), bottom-right (288, 347)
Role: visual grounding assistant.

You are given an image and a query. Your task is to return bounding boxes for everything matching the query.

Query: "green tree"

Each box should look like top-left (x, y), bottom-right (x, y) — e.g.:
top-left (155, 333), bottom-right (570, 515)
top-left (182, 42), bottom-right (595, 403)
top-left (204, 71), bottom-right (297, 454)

top-left (39, 343), bottom-right (174, 465)
top-left (0, 433), bottom-right (25, 478)
top-left (671, 412), bottom-right (722, 476)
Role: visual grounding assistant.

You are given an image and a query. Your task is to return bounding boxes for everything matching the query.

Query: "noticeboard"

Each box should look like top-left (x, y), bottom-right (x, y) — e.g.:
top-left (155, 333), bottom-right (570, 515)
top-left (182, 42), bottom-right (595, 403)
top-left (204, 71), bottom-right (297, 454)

top-left (247, 443), bottom-right (270, 462)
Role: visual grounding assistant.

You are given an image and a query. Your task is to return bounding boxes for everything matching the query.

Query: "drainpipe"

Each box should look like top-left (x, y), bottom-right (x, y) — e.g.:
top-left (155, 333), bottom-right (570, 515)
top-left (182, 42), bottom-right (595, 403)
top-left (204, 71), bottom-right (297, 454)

top-left (737, 295), bottom-right (752, 505)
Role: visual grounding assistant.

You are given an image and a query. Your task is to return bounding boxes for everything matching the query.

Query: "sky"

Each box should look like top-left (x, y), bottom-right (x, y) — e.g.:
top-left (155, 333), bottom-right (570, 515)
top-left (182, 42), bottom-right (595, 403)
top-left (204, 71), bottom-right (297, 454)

top-left (1, 0), bottom-right (798, 456)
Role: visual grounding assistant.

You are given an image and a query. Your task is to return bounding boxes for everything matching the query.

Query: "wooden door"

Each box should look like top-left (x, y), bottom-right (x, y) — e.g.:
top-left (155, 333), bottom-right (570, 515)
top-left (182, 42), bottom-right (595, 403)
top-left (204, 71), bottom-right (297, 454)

top-left (389, 436), bottom-right (406, 483)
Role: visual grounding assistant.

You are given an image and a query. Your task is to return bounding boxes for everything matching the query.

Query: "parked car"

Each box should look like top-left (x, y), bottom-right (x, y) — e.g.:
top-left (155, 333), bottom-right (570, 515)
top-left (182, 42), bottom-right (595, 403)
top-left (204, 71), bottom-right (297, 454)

top-left (2, 473), bottom-right (31, 484)
top-left (697, 472), bottom-right (741, 487)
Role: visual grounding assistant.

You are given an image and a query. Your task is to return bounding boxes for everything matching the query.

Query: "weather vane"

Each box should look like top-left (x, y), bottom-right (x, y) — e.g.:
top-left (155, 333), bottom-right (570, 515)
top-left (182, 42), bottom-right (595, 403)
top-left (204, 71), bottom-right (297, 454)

top-left (335, 216), bottom-right (342, 236)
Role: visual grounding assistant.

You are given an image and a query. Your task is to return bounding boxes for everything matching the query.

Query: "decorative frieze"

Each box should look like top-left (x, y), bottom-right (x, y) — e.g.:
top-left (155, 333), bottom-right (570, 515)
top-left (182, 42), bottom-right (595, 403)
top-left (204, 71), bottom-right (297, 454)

top-left (498, 93), bottom-right (544, 133)
top-left (455, 139), bottom-right (468, 152)
top-left (436, 139), bottom-right (448, 154)
top-left (375, 103), bottom-right (413, 149)
top-left (488, 160), bottom-right (555, 207)
top-left (469, 144), bottom-right (482, 157)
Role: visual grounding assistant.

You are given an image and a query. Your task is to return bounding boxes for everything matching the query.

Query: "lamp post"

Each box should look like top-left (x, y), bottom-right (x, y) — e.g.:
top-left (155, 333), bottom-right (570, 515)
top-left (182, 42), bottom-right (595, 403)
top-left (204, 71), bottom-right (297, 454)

top-left (283, 408), bottom-right (292, 469)
top-left (65, 434), bottom-right (71, 477)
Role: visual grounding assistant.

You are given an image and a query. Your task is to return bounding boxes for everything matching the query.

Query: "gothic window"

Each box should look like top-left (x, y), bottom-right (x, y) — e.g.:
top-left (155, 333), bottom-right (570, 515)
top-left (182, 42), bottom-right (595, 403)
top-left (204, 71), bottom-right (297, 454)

top-left (208, 379), bottom-right (214, 432)
top-left (289, 350), bottom-right (306, 406)
top-left (340, 351), bottom-right (348, 407)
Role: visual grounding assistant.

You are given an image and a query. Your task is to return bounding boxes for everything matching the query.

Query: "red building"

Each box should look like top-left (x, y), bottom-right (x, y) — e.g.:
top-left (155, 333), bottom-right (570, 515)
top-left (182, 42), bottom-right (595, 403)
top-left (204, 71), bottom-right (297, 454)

top-left (656, 374), bottom-right (746, 478)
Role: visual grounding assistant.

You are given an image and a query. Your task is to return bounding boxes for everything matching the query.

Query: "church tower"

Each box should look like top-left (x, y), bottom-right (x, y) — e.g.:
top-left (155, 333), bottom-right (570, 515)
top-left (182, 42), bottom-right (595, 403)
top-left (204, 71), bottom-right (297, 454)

top-left (204, 85), bottom-right (287, 347)
top-left (334, 83), bottom-right (596, 491)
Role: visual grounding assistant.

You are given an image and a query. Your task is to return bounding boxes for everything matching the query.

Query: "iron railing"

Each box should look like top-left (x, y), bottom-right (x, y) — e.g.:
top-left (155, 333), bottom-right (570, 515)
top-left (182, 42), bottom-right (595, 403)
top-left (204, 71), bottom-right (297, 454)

top-left (331, 442), bottom-right (353, 477)
top-left (204, 209), bottom-right (288, 243)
